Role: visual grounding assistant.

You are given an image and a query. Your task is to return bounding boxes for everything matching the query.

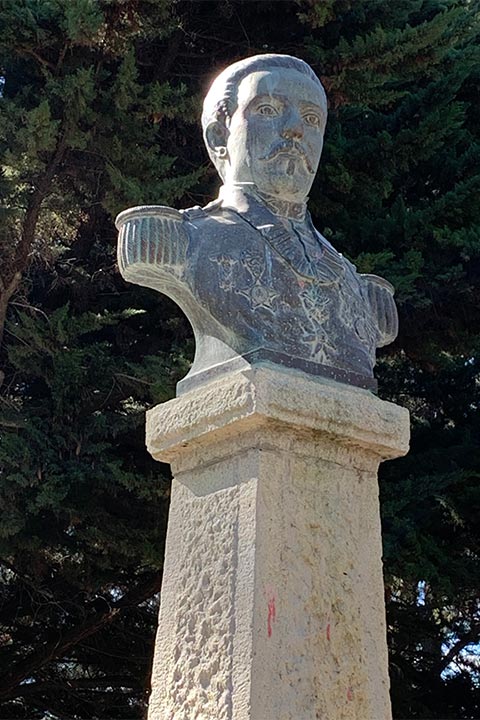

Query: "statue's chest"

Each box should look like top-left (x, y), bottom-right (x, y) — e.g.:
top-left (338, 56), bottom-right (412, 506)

top-left (190, 228), bottom-right (367, 330)
top-left (186, 222), bottom-right (379, 373)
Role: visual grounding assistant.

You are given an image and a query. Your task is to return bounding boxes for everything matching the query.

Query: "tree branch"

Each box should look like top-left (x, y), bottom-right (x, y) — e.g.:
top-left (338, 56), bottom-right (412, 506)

top-left (0, 572), bottom-right (161, 701)
top-left (0, 132), bottom-right (67, 350)
top-left (438, 622), bottom-right (480, 674)
top-left (17, 47), bottom-right (56, 70)
top-left (12, 676), bottom-right (138, 697)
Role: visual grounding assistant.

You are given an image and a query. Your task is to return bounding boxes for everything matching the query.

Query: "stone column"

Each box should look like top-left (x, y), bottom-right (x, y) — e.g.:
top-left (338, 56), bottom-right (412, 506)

top-left (146, 365), bottom-right (409, 720)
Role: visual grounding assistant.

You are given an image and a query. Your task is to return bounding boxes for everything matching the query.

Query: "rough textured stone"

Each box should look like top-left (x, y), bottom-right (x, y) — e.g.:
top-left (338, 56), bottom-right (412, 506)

top-left (116, 54), bottom-right (399, 391)
top-left (146, 366), bottom-right (410, 720)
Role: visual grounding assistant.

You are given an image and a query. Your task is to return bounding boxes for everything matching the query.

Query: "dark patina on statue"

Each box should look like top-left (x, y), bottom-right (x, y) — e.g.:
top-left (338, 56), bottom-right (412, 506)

top-left (116, 54), bottom-right (398, 393)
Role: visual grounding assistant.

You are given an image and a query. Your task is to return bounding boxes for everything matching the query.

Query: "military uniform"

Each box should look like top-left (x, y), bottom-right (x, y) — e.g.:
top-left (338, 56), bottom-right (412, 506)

top-left (116, 187), bottom-right (397, 391)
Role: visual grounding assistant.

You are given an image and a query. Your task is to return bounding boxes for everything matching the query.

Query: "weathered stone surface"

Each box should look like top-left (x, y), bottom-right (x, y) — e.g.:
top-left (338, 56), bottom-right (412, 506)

top-left (146, 366), bottom-right (410, 720)
top-left (147, 365), bottom-right (409, 468)
top-left (116, 54), bottom-right (399, 391)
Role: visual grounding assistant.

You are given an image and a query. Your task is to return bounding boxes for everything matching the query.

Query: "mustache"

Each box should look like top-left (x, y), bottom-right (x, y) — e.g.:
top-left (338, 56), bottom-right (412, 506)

top-left (260, 140), bottom-right (315, 174)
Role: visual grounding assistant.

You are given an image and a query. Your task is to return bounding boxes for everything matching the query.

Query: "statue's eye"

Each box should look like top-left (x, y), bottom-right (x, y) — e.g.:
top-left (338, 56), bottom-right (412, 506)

top-left (303, 113), bottom-right (321, 127)
top-left (257, 104), bottom-right (278, 117)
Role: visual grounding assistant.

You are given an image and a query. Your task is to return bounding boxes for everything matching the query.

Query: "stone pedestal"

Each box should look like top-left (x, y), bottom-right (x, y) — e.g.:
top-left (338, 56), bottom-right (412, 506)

top-left (146, 365), bottom-right (409, 720)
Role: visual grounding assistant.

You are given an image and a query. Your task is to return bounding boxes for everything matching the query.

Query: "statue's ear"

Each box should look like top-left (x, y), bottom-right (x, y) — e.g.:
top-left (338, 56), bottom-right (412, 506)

top-left (205, 120), bottom-right (229, 159)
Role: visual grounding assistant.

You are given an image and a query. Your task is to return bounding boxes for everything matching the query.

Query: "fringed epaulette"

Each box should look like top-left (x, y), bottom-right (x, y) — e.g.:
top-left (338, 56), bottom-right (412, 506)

top-left (116, 205), bottom-right (188, 280)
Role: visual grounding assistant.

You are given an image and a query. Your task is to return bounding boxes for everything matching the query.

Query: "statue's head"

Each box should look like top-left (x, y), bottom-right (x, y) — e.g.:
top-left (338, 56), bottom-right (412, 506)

top-left (202, 54), bottom-right (327, 202)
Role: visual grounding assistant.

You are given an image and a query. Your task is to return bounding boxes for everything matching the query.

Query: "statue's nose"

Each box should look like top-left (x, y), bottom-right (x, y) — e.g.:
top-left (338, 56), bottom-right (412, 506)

top-left (281, 109), bottom-right (304, 140)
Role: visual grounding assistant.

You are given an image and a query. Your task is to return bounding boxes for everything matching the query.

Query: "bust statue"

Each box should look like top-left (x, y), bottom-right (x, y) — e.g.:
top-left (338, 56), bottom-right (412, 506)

top-left (116, 54), bottom-right (398, 393)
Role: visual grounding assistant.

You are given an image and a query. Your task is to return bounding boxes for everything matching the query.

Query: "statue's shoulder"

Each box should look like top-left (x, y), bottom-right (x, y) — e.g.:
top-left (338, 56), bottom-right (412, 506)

top-left (180, 200), bottom-right (246, 246)
top-left (180, 199), bottom-right (220, 218)
top-left (180, 199), bottom-right (229, 226)
top-left (116, 200), bottom-right (236, 245)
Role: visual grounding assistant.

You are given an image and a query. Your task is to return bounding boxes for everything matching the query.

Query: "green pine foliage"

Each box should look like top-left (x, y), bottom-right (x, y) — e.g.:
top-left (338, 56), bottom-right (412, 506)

top-left (0, 0), bottom-right (479, 717)
top-left (0, 1), bottom-right (196, 717)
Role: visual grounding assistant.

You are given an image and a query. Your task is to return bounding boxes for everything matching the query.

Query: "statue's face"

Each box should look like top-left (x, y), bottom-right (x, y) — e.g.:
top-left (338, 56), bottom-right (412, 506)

top-left (224, 68), bottom-right (326, 201)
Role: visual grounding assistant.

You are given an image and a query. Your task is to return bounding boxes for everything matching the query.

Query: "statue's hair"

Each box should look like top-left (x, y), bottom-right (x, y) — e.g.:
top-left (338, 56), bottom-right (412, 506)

top-left (202, 54), bottom-right (327, 171)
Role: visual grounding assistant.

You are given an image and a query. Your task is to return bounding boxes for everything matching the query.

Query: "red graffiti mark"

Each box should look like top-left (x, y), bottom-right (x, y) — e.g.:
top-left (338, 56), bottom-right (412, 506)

top-left (267, 595), bottom-right (276, 637)
top-left (326, 622), bottom-right (331, 641)
top-left (347, 687), bottom-right (354, 702)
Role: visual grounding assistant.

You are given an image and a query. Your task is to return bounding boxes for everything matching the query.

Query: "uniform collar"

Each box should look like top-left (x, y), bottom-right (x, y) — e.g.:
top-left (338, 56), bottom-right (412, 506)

top-left (255, 189), bottom-right (307, 221)
top-left (219, 184), bottom-right (307, 221)
top-left (216, 184), bottom-right (344, 285)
